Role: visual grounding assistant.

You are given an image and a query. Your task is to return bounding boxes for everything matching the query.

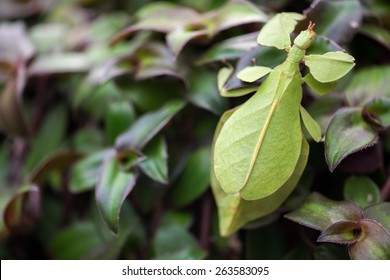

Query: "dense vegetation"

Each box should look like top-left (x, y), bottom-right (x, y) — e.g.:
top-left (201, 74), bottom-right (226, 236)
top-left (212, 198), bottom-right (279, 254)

top-left (0, 0), bottom-right (390, 260)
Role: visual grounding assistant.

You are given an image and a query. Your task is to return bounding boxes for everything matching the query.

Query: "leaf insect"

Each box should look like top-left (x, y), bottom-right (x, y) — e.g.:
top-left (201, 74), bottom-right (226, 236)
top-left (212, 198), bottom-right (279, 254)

top-left (213, 13), bottom-right (355, 202)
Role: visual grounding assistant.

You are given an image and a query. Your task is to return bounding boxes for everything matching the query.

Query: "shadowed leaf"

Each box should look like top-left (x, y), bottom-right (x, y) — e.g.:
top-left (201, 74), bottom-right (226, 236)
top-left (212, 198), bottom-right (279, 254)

top-left (318, 220), bottom-right (360, 244)
top-left (285, 192), bottom-right (363, 231)
top-left (96, 154), bottom-right (137, 234)
top-left (325, 108), bottom-right (378, 172)
top-left (343, 176), bottom-right (381, 208)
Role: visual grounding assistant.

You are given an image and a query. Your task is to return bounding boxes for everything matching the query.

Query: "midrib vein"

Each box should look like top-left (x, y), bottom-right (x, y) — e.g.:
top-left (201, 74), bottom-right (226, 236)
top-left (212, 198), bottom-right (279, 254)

top-left (240, 75), bottom-right (288, 189)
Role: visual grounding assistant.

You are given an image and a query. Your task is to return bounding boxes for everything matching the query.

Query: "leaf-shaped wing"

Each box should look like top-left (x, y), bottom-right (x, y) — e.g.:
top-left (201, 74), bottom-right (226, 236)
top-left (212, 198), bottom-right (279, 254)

top-left (300, 105), bottom-right (322, 142)
top-left (304, 51), bottom-right (355, 83)
top-left (237, 66), bottom-right (272, 83)
top-left (257, 12), bottom-right (305, 50)
top-left (214, 70), bottom-right (302, 200)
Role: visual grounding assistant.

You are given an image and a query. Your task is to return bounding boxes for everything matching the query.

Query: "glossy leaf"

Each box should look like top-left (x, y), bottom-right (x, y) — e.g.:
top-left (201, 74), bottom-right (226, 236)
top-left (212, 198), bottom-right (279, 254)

top-left (237, 66), bottom-right (272, 83)
top-left (257, 13), bottom-right (305, 50)
top-left (96, 155), bottom-right (137, 234)
top-left (49, 222), bottom-right (102, 260)
top-left (349, 219), bottom-right (390, 260)
top-left (217, 66), bottom-right (256, 97)
top-left (187, 69), bottom-right (227, 114)
top-left (285, 192), bottom-right (363, 231)
top-left (24, 105), bottom-right (67, 173)
top-left (212, 109), bottom-right (309, 236)
top-left (30, 151), bottom-right (83, 184)
top-left (359, 24), bottom-right (390, 51)
top-left (211, 0), bottom-right (267, 33)
top-left (302, 0), bottom-right (362, 45)
top-left (167, 25), bottom-right (208, 56)
top-left (363, 203), bottom-right (390, 232)
top-left (169, 147), bottom-right (211, 208)
top-left (300, 106), bottom-right (322, 142)
top-left (318, 221), bottom-right (361, 244)
top-left (304, 51), bottom-right (355, 83)
top-left (343, 176), bottom-right (381, 208)
top-left (70, 150), bottom-right (111, 193)
top-left (196, 32), bottom-right (258, 65)
top-left (345, 66), bottom-right (390, 106)
top-left (139, 136), bottom-right (168, 184)
top-left (115, 100), bottom-right (185, 151)
top-left (214, 70), bottom-right (302, 200)
top-left (29, 53), bottom-right (91, 75)
top-left (105, 100), bottom-right (135, 145)
top-left (363, 98), bottom-right (390, 128)
top-left (153, 223), bottom-right (206, 260)
top-left (3, 184), bottom-right (41, 234)
top-left (303, 73), bottom-right (336, 95)
top-left (325, 108), bottom-right (378, 172)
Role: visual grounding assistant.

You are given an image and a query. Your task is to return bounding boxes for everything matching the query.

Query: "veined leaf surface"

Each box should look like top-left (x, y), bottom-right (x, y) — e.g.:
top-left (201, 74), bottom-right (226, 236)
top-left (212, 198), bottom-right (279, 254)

top-left (214, 70), bottom-right (302, 200)
top-left (212, 108), bottom-right (309, 235)
top-left (257, 12), bottom-right (305, 50)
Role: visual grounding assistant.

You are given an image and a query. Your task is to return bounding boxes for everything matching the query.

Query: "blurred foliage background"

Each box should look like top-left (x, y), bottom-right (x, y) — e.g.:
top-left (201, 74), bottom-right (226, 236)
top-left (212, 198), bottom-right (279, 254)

top-left (0, 0), bottom-right (390, 260)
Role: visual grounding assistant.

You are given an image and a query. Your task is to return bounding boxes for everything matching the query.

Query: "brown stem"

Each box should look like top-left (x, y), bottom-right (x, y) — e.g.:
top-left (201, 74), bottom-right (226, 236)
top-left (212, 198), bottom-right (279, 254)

top-left (381, 172), bottom-right (390, 201)
top-left (199, 193), bottom-right (212, 249)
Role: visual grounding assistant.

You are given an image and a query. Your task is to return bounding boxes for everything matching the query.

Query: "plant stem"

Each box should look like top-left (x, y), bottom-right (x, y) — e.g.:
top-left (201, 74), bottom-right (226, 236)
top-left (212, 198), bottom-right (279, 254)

top-left (381, 170), bottom-right (390, 201)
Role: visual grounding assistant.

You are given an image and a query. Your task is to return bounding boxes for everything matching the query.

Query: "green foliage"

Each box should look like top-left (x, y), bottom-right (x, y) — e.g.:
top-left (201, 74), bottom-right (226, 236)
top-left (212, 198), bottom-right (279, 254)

top-left (0, 0), bottom-right (390, 260)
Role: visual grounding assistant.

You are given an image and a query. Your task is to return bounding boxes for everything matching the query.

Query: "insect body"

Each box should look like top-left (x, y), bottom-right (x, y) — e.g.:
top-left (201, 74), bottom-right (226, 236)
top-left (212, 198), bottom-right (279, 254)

top-left (213, 13), bottom-right (355, 202)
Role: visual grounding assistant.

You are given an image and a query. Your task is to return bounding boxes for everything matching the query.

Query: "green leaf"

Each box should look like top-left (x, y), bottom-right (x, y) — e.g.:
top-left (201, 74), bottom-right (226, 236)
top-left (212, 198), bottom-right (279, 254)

top-left (303, 73), bottom-right (337, 95)
top-left (70, 149), bottom-right (111, 193)
top-left (212, 0), bottom-right (267, 33)
top-left (318, 221), bottom-right (361, 244)
top-left (363, 203), bottom-right (390, 232)
top-left (217, 66), bottom-right (257, 97)
top-left (349, 219), bottom-right (390, 260)
top-left (187, 68), bottom-right (228, 114)
top-left (360, 24), bottom-right (390, 51)
top-left (237, 66), bottom-right (272, 83)
top-left (49, 222), bottom-right (102, 260)
top-left (29, 53), bottom-right (91, 75)
top-left (285, 192), bottom-right (363, 231)
top-left (363, 98), bottom-right (390, 128)
top-left (300, 106), bottom-right (322, 142)
top-left (214, 70), bottom-right (302, 200)
top-left (212, 107), bottom-right (309, 235)
top-left (115, 100), bottom-right (185, 151)
top-left (167, 24), bottom-right (208, 56)
top-left (169, 147), bottom-right (211, 208)
top-left (325, 108), bottom-right (378, 172)
top-left (153, 222), bottom-right (206, 260)
top-left (29, 23), bottom-right (68, 54)
top-left (196, 32), bottom-right (258, 65)
top-left (96, 155), bottom-right (137, 234)
top-left (3, 184), bottom-right (40, 234)
top-left (302, 0), bottom-right (362, 45)
top-left (24, 105), bottom-right (67, 173)
top-left (257, 12), bottom-right (305, 50)
top-left (139, 136), bottom-right (168, 184)
top-left (345, 66), bottom-right (390, 106)
top-left (105, 100), bottom-right (135, 145)
top-left (304, 51), bottom-right (355, 83)
top-left (343, 176), bottom-right (381, 208)
top-left (30, 151), bottom-right (83, 185)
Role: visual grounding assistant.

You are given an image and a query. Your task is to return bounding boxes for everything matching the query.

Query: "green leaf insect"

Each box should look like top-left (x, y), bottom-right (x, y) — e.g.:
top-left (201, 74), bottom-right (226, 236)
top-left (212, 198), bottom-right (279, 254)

top-left (213, 13), bottom-right (355, 205)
